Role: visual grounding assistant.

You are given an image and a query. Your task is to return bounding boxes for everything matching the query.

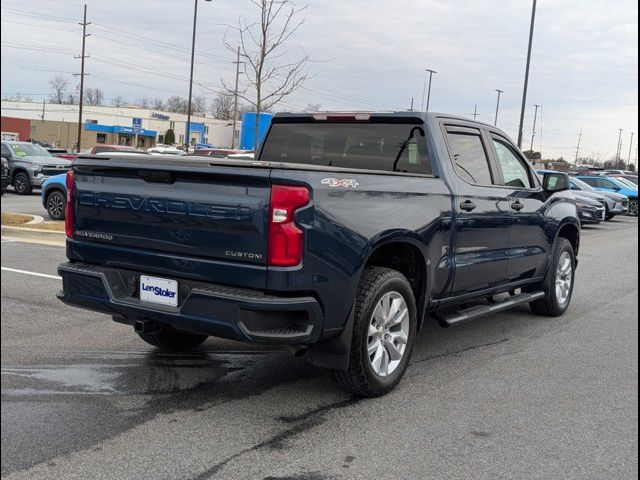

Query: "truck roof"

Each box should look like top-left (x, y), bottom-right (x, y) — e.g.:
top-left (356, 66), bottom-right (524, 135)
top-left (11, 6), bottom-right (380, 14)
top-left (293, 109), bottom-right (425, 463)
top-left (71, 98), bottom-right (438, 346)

top-left (272, 111), bottom-right (497, 128)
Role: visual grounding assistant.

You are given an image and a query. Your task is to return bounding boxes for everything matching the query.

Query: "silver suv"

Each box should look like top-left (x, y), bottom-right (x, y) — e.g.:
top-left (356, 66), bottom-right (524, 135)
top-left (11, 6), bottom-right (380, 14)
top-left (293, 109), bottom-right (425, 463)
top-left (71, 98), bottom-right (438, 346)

top-left (0, 141), bottom-right (72, 195)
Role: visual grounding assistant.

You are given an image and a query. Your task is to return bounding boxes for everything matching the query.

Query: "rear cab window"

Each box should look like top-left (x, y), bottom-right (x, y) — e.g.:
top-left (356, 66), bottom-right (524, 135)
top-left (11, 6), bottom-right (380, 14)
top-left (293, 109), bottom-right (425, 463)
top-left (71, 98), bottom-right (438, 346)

top-left (444, 126), bottom-right (494, 185)
top-left (259, 122), bottom-right (432, 175)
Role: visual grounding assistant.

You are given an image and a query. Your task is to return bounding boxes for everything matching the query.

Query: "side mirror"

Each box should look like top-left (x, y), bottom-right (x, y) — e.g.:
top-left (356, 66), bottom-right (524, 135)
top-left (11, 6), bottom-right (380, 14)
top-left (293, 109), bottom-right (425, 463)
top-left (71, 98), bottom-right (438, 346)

top-left (543, 172), bottom-right (570, 193)
top-left (1, 152), bottom-right (10, 160)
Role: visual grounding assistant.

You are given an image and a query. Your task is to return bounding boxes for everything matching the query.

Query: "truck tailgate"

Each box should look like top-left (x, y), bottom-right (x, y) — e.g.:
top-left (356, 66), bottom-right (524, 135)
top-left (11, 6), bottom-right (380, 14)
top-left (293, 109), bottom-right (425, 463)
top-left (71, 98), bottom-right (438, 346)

top-left (71, 157), bottom-right (271, 287)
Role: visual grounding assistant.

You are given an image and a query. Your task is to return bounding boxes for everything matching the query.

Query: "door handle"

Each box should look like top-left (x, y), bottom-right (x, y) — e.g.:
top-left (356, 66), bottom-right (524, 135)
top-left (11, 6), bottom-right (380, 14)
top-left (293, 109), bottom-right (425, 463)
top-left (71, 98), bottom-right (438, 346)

top-left (511, 201), bottom-right (525, 211)
top-left (460, 200), bottom-right (477, 212)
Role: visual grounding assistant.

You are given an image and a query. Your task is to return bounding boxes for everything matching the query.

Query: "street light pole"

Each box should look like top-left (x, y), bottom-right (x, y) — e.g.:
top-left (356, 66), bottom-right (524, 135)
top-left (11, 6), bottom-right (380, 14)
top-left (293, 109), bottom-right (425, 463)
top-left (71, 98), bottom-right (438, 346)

top-left (426, 69), bottom-right (436, 111)
top-left (530, 104), bottom-right (540, 151)
top-left (420, 69), bottom-right (437, 111)
top-left (494, 89), bottom-right (503, 126)
top-left (517, 0), bottom-right (538, 149)
top-left (185, 0), bottom-right (211, 154)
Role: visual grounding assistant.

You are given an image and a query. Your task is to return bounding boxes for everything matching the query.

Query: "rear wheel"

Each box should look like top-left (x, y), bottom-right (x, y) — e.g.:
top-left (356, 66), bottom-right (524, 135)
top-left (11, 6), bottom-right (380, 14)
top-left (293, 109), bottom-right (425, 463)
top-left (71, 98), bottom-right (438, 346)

top-left (332, 267), bottom-right (417, 397)
top-left (137, 328), bottom-right (208, 351)
top-left (529, 238), bottom-right (575, 317)
top-left (46, 190), bottom-right (66, 220)
top-left (13, 172), bottom-right (32, 195)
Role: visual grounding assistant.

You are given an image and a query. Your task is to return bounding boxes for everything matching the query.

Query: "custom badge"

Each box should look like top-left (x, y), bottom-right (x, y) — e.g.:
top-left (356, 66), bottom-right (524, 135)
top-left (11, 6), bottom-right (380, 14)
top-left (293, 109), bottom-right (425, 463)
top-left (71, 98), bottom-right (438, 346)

top-left (321, 178), bottom-right (360, 188)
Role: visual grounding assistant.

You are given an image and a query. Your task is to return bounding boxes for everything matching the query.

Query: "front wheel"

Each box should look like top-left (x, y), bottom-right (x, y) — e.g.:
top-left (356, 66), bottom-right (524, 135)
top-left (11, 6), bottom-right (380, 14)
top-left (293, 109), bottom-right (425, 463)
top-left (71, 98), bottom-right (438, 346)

top-left (13, 172), bottom-right (32, 195)
top-left (332, 267), bottom-right (417, 397)
top-left (529, 238), bottom-right (576, 316)
top-left (46, 190), bottom-right (66, 220)
top-left (137, 328), bottom-right (208, 351)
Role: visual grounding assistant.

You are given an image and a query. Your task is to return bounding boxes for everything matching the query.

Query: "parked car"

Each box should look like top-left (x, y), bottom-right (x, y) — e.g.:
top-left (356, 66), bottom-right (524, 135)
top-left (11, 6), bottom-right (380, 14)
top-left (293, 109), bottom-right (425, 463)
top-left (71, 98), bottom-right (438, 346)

top-left (89, 145), bottom-right (146, 155)
top-left (41, 173), bottom-right (67, 220)
top-left (0, 141), bottom-right (72, 195)
top-left (58, 112), bottom-right (580, 397)
top-left (147, 146), bottom-right (187, 156)
top-left (194, 148), bottom-right (253, 158)
top-left (567, 177), bottom-right (629, 219)
top-left (610, 175), bottom-right (638, 186)
top-left (46, 147), bottom-right (78, 162)
top-left (573, 175), bottom-right (638, 216)
top-left (537, 170), bottom-right (604, 224)
top-left (612, 177), bottom-right (639, 190)
top-left (1, 157), bottom-right (9, 195)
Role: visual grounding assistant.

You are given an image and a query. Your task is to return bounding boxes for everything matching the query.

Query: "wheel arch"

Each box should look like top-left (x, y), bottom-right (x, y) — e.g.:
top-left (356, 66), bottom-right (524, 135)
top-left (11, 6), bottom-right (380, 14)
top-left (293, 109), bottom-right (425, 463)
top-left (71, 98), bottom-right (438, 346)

top-left (556, 220), bottom-right (580, 257)
top-left (360, 235), bottom-right (429, 329)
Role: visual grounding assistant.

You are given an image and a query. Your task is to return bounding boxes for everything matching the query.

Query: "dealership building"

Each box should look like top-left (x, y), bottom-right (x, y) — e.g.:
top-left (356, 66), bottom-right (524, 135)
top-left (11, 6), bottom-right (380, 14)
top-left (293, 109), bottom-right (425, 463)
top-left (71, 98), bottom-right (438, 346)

top-left (0, 101), bottom-right (239, 151)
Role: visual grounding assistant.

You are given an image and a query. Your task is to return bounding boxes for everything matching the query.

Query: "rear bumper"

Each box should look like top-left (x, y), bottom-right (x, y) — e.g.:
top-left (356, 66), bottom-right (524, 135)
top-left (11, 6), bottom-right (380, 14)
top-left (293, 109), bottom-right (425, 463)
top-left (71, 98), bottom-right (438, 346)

top-left (57, 262), bottom-right (324, 344)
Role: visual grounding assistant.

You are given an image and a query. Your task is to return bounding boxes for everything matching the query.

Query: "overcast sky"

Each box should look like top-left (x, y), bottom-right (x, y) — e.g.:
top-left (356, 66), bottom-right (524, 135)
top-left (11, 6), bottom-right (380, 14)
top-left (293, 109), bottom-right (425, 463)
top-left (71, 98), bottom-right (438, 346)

top-left (1, 0), bottom-right (638, 161)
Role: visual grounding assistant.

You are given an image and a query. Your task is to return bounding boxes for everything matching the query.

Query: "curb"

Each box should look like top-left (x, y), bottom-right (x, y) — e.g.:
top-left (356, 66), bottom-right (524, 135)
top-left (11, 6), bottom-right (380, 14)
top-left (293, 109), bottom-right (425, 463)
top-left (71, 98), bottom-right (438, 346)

top-left (1, 225), bottom-right (66, 244)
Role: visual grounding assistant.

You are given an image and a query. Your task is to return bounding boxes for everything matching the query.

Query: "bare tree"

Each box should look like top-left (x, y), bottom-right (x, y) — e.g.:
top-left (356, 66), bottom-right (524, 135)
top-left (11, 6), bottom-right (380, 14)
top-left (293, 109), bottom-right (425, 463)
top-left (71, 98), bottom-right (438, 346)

top-left (85, 87), bottom-right (105, 106)
top-left (304, 103), bottom-right (321, 112)
top-left (137, 96), bottom-right (151, 109)
top-left (49, 76), bottom-right (70, 104)
top-left (111, 95), bottom-right (126, 107)
top-left (165, 96), bottom-right (188, 113)
top-left (211, 93), bottom-right (235, 120)
top-left (191, 96), bottom-right (207, 114)
top-left (151, 97), bottom-right (165, 110)
top-left (223, 0), bottom-right (310, 148)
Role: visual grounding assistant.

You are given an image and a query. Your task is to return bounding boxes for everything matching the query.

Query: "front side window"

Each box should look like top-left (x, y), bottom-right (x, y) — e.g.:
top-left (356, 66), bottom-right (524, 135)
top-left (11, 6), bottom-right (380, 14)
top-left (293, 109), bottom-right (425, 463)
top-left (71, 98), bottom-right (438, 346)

top-left (446, 131), bottom-right (493, 185)
top-left (492, 138), bottom-right (532, 188)
top-left (260, 123), bottom-right (432, 174)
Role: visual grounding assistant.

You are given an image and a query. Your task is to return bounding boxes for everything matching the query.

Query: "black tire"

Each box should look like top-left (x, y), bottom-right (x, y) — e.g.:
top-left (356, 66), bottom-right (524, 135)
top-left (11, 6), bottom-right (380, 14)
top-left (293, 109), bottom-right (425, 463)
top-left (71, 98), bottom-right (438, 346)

top-left (13, 172), bottom-right (32, 195)
top-left (605, 213), bottom-right (615, 221)
top-left (137, 328), bottom-right (208, 351)
top-left (46, 190), bottom-right (66, 220)
top-left (332, 267), bottom-right (417, 397)
top-left (529, 238), bottom-right (576, 317)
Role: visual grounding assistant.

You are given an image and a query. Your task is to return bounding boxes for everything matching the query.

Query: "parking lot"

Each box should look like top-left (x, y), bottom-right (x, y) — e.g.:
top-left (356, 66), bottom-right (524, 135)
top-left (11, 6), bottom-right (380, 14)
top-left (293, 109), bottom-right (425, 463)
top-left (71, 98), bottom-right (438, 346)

top-left (1, 193), bottom-right (637, 479)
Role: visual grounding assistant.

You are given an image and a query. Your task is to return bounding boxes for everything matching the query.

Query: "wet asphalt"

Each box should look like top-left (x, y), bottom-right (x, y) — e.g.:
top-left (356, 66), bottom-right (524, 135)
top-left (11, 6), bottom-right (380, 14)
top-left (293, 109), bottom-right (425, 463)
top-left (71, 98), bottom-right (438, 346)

top-left (1, 216), bottom-right (638, 479)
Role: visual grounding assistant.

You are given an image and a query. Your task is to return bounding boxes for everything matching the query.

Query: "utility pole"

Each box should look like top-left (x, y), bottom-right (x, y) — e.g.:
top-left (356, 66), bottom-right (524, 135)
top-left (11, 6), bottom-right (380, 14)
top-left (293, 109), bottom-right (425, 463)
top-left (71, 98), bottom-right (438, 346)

top-left (426, 69), bottom-right (436, 111)
top-left (74, 4), bottom-right (90, 153)
top-left (574, 128), bottom-right (583, 166)
top-left (41, 99), bottom-right (45, 122)
top-left (627, 132), bottom-right (634, 168)
top-left (494, 89), bottom-right (503, 126)
top-left (231, 46), bottom-right (242, 149)
top-left (472, 104), bottom-right (479, 120)
top-left (409, 98), bottom-right (414, 111)
top-left (616, 128), bottom-right (623, 166)
top-left (529, 104), bottom-right (540, 151)
top-left (517, 0), bottom-right (537, 149)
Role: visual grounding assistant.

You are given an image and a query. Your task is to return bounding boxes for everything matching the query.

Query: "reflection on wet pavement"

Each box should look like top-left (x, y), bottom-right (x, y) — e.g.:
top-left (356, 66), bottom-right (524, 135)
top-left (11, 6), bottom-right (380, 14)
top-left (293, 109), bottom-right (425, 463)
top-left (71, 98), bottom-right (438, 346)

top-left (1, 349), bottom-right (296, 398)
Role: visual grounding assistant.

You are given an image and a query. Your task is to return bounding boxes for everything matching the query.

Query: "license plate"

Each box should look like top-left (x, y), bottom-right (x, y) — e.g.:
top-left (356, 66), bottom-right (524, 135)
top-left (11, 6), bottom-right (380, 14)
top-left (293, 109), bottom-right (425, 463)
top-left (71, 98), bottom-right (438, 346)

top-left (140, 275), bottom-right (178, 307)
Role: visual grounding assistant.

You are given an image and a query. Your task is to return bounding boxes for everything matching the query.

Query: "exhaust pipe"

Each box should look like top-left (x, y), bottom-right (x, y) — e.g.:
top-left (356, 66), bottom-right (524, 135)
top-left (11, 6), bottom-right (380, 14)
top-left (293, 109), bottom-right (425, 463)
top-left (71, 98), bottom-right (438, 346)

top-left (286, 345), bottom-right (308, 358)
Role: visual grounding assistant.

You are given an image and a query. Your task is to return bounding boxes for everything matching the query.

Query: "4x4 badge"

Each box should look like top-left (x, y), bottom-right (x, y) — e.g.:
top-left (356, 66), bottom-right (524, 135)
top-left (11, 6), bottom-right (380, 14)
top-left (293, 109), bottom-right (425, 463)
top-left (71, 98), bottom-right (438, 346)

top-left (321, 178), bottom-right (359, 188)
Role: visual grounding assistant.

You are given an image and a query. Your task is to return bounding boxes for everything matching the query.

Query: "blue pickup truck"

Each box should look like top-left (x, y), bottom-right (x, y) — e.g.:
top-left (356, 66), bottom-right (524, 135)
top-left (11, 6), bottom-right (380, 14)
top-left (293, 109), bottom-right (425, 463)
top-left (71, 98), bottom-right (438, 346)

top-left (57, 112), bottom-right (580, 396)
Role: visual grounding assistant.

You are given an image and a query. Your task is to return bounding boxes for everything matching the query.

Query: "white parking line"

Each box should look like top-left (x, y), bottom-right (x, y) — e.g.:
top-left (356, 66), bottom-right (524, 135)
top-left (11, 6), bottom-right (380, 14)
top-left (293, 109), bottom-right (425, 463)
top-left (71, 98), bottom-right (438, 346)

top-left (1, 267), bottom-right (61, 280)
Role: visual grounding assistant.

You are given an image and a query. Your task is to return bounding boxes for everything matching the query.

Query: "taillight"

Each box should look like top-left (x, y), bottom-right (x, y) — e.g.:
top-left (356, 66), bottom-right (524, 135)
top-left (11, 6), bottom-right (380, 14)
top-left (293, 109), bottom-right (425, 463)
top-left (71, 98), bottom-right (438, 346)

top-left (268, 185), bottom-right (310, 267)
top-left (64, 170), bottom-right (75, 238)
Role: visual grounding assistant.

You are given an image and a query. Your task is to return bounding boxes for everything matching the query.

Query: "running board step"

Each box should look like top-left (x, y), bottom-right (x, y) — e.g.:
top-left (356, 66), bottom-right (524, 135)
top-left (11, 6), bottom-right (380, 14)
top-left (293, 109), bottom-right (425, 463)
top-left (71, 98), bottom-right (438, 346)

top-left (439, 291), bottom-right (545, 327)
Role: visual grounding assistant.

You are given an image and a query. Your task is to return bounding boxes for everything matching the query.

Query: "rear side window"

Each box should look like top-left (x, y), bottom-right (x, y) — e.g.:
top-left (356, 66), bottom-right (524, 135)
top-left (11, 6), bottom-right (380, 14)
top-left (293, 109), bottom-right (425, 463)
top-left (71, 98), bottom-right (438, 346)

top-left (446, 131), bottom-right (493, 185)
top-left (259, 123), bottom-right (432, 174)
